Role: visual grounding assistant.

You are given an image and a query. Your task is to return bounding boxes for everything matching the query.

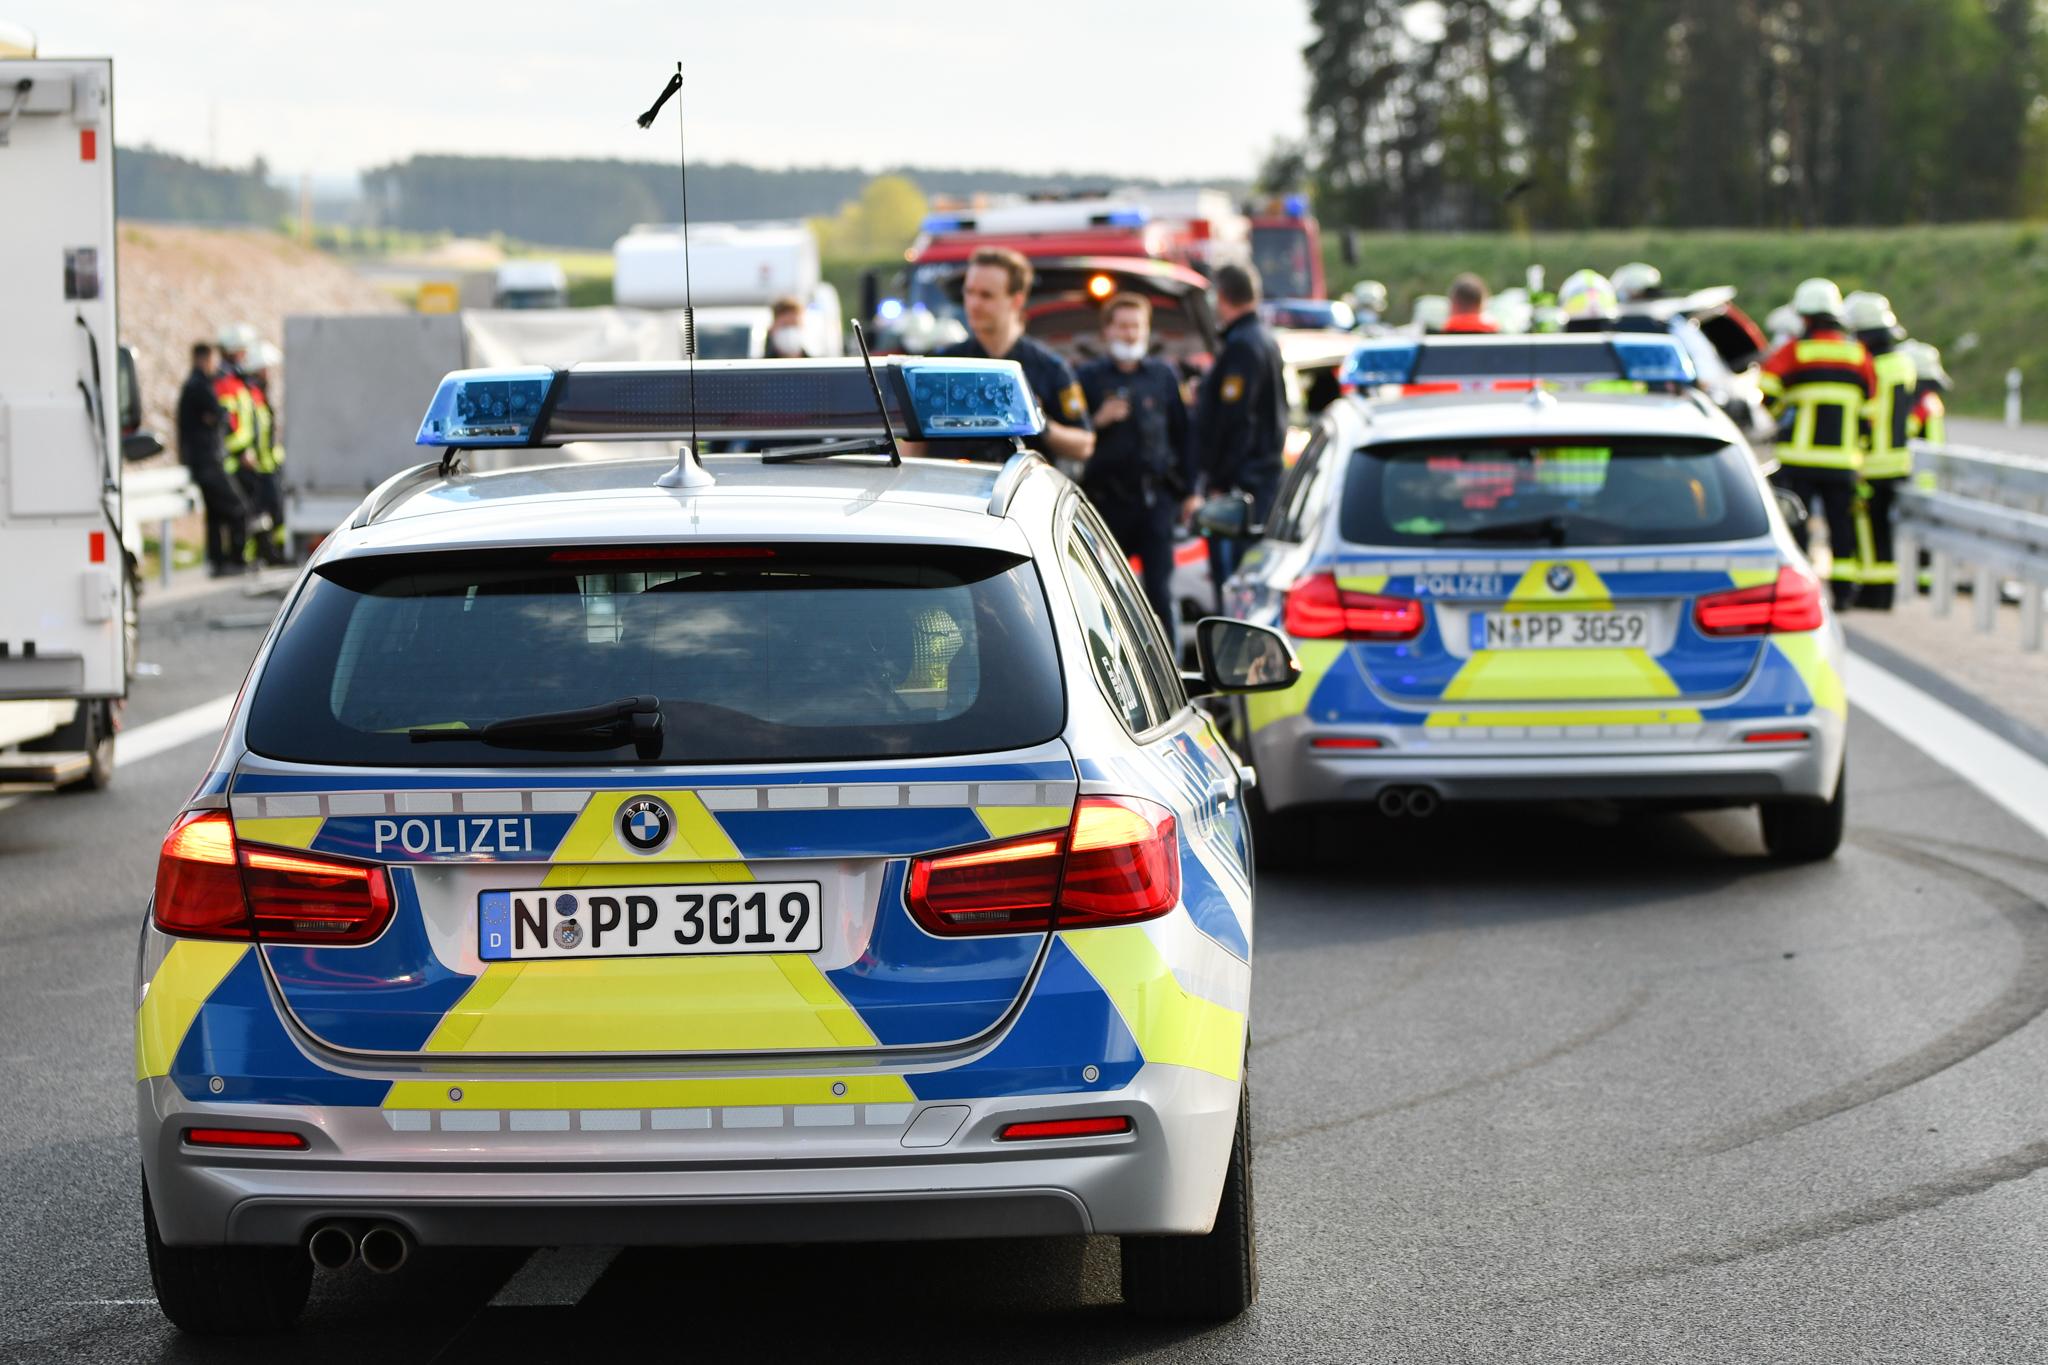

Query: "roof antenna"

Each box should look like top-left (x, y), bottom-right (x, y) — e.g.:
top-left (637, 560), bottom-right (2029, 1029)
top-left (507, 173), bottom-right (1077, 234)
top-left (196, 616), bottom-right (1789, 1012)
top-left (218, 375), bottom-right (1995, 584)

top-left (638, 63), bottom-right (713, 489)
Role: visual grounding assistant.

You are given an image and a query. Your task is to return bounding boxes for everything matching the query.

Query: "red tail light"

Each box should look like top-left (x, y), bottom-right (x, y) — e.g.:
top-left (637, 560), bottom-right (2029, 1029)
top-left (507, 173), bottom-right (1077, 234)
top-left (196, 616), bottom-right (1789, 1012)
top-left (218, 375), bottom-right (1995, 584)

top-left (1742, 729), bottom-right (1812, 744)
top-left (154, 811), bottom-right (393, 945)
top-left (906, 795), bottom-right (1179, 936)
top-left (1693, 566), bottom-right (1825, 637)
top-left (998, 1116), bottom-right (1133, 1141)
top-left (1283, 572), bottom-right (1424, 642)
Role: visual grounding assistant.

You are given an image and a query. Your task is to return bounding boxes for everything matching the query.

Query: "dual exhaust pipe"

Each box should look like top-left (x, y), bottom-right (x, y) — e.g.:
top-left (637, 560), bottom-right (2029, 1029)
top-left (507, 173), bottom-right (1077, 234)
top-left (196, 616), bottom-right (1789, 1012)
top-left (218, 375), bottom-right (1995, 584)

top-left (1375, 785), bottom-right (1440, 820)
top-left (307, 1220), bottom-right (412, 1274)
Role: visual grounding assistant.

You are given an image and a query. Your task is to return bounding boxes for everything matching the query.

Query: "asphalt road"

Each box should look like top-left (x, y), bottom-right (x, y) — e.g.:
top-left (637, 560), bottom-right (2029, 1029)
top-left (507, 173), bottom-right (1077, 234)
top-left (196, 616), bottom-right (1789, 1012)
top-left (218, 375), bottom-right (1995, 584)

top-left (5, 579), bottom-right (2047, 1363)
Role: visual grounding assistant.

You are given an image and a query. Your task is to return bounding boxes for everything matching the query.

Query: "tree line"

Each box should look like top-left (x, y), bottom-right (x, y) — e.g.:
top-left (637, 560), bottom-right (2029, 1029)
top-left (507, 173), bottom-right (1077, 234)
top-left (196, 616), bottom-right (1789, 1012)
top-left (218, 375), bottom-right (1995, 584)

top-left (116, 146), bottom-right (288, 225)
top-left (1296, 0), bottom-right (2047, 230)
top-left (361, 158), bottom-right (1242, 248)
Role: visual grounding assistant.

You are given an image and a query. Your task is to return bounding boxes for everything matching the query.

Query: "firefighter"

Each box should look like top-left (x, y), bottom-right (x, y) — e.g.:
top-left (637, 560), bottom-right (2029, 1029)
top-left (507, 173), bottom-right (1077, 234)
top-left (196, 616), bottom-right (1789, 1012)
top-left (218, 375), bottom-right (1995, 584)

top-left (212, 323), bottom-right (260, 564)
top-left (243, 341), bottom-right (289, 565)
top-left (1903, 340), bottom-right (1951, 445)
top-left (1557, 269), bottom-right (1619, 332)
top-left (1443, 273), bottom-right (1497, 333)
top-left (1193, 262), bottom-right (1286, 588)
top-left (176, 342), bottom-right (246, 577)
top-left (1612, 261), bottom-right (1663, 304)
top-left (1759, 278), bottom-right (1875, 609)
top-left (1844, 292), bottom-right (1916, 609)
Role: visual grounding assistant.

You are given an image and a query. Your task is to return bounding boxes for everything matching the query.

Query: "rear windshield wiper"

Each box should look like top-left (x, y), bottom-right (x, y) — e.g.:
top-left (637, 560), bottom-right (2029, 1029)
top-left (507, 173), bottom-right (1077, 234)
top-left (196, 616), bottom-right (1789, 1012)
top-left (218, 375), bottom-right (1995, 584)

top-left (760, 436), bottom-right (896, 463)
top-left (410, 695), bottom-right (663, 758)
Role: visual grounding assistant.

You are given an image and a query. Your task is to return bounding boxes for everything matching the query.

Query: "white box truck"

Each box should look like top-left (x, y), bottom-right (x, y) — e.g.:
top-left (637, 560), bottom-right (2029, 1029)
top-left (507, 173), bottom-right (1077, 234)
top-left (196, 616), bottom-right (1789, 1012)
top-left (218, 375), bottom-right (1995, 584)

top-left (0, 49), bottom-right (132, 790)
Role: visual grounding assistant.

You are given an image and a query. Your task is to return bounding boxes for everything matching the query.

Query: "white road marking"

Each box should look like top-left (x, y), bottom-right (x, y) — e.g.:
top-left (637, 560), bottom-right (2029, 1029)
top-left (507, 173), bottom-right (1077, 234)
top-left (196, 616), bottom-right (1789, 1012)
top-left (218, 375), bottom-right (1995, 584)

top-left (1846, 651), bottom-right (2048, 842)
top-left (487, 1245), bottom-right (620, 1307)
top-left (114, 692), bottom-right (236, 770)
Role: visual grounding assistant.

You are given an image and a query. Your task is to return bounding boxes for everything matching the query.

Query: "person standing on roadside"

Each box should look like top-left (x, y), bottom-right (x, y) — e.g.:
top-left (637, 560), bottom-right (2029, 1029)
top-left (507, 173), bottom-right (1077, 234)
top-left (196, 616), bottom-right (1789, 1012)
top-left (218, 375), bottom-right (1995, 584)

top-left (764, 295), bottom-right (809, 358)
top-left (939, 247), bottom-right (1094, 465)
top-left (1077, 293), bottom-right (1193, 645)
top-left (176, 342), bottom-right (246, 577)
top-left (1443, 273), bottom-right (1497, 333)
top-left (1193, 263), bottom-right (1285, 589)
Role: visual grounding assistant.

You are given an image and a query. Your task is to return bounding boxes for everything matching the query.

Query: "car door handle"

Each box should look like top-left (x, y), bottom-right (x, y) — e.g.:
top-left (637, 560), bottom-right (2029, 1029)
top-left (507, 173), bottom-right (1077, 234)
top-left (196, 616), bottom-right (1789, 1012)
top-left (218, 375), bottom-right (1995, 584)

top-left (1207, 776), bottom-right (1238, 802)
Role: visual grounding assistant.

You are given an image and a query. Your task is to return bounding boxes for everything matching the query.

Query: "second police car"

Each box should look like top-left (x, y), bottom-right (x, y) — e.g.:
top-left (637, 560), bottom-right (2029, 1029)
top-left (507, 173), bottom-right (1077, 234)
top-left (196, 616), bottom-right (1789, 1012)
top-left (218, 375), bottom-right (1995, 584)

top-left (1203, 333), bottom-right (1849, 867)
top-left (135, 355), bottom-right (1299, 1333)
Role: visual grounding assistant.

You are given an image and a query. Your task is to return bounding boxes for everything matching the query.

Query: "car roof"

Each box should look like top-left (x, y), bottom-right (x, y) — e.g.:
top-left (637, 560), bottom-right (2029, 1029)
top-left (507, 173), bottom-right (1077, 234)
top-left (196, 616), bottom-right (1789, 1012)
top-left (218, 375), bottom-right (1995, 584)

top-left (319, 453), bottom-right (1043, 560)
top-left (1342, 390), bottom-right (1738, 446)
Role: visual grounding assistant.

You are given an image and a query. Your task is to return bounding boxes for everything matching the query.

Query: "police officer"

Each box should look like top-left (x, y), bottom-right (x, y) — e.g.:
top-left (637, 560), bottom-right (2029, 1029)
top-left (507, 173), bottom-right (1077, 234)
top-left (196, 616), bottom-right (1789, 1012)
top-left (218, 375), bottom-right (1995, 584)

top-left (176, 342), bottom-right (247, 577)
top-left (1845, 292), bottom-right (1917, 609)
top-left (1077, 293), bottom-right (1193, 644)
top-left (939, 247), bottom-right (1093, 465)
top-left (1194, 263), bottom-right (1285, 588)
top-left (1759, 278), bottom-right (1876, 609)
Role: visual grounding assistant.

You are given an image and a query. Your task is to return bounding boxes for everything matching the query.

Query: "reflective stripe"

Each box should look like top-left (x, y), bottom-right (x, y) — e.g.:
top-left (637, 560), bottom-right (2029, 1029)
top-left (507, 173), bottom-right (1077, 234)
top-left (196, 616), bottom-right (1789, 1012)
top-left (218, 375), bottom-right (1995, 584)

top-left (135, 942), bottom-right (249, 1081)
top-left (1062, 924), bottom-right (1244, 1081)
top-left (382, 1074), bottom-right (914, 1111)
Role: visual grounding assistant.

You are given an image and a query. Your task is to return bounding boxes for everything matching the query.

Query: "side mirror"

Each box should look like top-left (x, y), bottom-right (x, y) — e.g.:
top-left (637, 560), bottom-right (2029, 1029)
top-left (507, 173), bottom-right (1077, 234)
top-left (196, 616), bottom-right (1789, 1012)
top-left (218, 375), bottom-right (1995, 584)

top-left (1194, 493), bottom-right (1258, 540)
top-left (121, 431), bottom-right (165, 462)
top-left (1772, 486), bottom-right (1810, 532)
top-left (1185, 618), bottom-right (1300, 697)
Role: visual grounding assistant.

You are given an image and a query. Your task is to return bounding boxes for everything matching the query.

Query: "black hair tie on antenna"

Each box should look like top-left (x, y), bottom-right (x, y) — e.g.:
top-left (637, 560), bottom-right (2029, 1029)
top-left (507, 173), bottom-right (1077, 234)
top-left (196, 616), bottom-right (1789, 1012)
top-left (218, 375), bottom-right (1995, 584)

top-left (636, 73), bottom-right (682, 129)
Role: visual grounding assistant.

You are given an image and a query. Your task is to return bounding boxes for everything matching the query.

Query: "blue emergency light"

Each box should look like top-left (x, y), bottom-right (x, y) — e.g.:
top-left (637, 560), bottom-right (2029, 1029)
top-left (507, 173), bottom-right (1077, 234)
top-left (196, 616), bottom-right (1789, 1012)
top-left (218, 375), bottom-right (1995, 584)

top-left (1610, 336), bottom-right (1697, 385)
top-left (413, 358), bottom-right (1043, 449)
top-left (415, 367), bottom-right (555, 447)
top-left (1101, 208), bottom-right (1149, 228)
top-left (1338, 340), bottom-right (1421, 390)
top-left (901, 359), bottom-right (1042, 438)
top-left (1282, 194), bottom-right (1308, 218)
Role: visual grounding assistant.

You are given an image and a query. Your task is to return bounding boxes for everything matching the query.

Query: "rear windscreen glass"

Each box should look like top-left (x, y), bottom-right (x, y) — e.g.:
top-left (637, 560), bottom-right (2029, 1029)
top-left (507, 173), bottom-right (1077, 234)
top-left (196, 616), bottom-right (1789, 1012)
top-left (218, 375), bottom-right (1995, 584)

top-left (1339, 437), bottom-right (1769, 548)
top-left (246, 546), bottom-right (1064, 766)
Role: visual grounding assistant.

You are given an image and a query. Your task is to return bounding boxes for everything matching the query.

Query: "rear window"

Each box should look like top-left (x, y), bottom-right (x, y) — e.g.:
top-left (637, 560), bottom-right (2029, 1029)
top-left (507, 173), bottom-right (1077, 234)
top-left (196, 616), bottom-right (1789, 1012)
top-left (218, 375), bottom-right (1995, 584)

top-left (1339, 437), bottom-right (1769, 549)
top-left (246, 545), bottom-right (1064, 767)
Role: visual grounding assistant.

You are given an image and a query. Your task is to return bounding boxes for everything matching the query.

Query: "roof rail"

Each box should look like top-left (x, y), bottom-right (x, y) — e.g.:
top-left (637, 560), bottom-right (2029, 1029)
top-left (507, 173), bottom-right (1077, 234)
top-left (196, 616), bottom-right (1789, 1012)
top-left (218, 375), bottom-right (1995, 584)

top-left (988, 448), bottom-right (1047, 517)
top-left (352, 460), bottom-right (446, 529)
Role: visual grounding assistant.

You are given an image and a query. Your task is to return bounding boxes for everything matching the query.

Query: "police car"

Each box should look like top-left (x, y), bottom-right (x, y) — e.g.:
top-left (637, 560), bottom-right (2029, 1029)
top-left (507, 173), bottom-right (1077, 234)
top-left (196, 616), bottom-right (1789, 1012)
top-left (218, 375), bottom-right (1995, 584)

top-left (1203, 333), bottom-right (1849, 867)
top-left (136, 356), bottom-right (1298, 1332)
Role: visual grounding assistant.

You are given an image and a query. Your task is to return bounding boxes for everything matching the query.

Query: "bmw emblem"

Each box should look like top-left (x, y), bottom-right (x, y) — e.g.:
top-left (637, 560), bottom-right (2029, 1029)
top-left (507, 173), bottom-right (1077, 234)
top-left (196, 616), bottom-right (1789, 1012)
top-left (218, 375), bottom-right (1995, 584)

top-left (554, 918), bottom-right (583, 949)
top-left (1545, 563), bottom-right (1576, 594)
top-left (618, 795), bottom-right (675, 855)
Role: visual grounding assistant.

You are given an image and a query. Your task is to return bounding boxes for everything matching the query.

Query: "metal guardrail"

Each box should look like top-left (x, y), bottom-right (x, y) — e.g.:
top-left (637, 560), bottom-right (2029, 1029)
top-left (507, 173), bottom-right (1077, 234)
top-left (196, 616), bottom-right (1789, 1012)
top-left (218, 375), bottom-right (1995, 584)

top-left (1896, 441), bottom-right (2048, 652)
top-left (121, 465), bottom-right (199, 588)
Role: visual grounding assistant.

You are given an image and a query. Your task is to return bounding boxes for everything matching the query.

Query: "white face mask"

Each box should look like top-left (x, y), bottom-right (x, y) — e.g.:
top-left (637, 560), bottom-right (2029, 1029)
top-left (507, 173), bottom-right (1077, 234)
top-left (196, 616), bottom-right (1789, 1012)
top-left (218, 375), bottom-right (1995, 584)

top-left (1108, 339), bottom-right (1147, 364)
top-left (770, 326), bottom-right (804, 355)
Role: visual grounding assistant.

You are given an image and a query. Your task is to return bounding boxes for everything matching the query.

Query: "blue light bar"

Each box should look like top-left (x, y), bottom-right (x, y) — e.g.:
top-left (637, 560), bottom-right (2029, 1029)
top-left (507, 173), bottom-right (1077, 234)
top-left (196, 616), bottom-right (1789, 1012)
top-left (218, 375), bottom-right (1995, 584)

top-left (1611, 337), bottom-right (1697, 385)
top-left (1283, 194), bottom-right (1308, 218)
top-left (415, 367), bottom-right (554, 448)
top-left (1102, 208), bottom-right (1150, 228)
top-left (919, 213), bottom-right (965, 234)
top-left (901, 360), bottom-right (1043, 439)
top-left (1339, 340), bottom-right (1420, 390)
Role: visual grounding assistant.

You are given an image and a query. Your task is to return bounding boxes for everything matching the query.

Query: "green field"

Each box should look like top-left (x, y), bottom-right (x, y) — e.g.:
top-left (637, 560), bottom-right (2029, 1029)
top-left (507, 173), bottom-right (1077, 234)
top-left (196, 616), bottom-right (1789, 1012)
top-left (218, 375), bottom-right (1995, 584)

top-left (1324, 223), bottom-right (2048, 419)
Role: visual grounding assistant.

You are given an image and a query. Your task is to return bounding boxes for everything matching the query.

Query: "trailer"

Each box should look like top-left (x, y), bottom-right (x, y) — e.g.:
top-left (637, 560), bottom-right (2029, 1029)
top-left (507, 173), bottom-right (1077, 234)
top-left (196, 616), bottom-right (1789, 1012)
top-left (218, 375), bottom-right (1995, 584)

top-left (0, 48), bottom-right (133, 791)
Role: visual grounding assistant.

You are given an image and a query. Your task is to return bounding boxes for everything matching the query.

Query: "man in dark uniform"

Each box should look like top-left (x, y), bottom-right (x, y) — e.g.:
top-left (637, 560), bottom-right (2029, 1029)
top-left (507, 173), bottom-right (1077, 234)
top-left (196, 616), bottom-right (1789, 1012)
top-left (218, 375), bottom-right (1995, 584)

top-left (1194, 263), bottom-right (1285, 588)
top-left (938, 247), bottom-right (1094, 465)
top-left (175, 342), bottom-right (246, 577)
top-left (1077, 293), bottom-right (1192, 644)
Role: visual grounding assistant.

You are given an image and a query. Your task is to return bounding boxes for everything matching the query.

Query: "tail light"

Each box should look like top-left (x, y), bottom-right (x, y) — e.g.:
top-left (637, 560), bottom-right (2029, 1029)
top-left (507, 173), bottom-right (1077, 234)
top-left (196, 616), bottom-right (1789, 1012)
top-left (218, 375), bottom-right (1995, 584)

top-left (907, 795), bottom-right (1179, 935)
top-left (998, 1116), bottom-right (1132, 1141)
top-left (183, 1127), bottom-right (309, 1151)
top-left (1283, 572), bottom-right (1424, 642)
top-left (1693, 566), bottom-right (1825, 637)
top-left (154, 810), bottom-right (393, 945)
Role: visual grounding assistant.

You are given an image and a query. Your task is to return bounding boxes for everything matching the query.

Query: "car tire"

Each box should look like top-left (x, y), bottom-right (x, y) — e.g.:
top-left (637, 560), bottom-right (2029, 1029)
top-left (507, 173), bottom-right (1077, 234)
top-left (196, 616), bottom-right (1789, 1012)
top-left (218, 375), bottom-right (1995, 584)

top-left (144, 1174), bottom-right (310, 1335)
top-left (1760, 761), bottom-right (1846, 862)
top-left (1120, 1078), bottom-right (1258, 1322)
top-left (1248, 786), bottom-right (1311, 872)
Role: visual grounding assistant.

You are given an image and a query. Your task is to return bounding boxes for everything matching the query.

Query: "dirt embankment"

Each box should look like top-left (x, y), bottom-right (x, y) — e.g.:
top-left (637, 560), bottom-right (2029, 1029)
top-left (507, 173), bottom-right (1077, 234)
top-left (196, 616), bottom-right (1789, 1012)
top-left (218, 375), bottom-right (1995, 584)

top-left (118, 224), bottom-right (399, 457)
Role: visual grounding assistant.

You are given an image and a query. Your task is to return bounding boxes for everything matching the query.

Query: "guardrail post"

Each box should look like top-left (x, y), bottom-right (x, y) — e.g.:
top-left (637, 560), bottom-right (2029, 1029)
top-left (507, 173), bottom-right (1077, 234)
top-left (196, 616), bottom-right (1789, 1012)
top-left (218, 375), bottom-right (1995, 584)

top-left (1974, 567), bottom-right (1998, 633)
top-left (158, 516), bottom-right (174, 589)
top-left (2007, 368), bottom-right (2023, 428)
top-left (1931, 551), bottom-right (1955, 617)
top-left (2024, 584), bottom-right (2044, 652)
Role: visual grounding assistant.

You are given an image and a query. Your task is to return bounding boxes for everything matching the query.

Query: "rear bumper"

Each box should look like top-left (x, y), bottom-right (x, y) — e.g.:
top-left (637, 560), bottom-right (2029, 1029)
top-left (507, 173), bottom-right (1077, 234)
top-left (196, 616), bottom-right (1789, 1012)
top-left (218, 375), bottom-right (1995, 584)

top-left (138, 1064), bottom-right (1240, 1248)
top-left (1254, 716), bottom-right (1845, 813)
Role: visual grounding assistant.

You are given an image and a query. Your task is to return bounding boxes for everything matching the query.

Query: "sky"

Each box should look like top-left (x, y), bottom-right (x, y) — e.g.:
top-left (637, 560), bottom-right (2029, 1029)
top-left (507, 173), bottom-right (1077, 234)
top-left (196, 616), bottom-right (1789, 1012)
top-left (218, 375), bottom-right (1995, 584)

top-left (13, 1), bottom-right (1315, 187)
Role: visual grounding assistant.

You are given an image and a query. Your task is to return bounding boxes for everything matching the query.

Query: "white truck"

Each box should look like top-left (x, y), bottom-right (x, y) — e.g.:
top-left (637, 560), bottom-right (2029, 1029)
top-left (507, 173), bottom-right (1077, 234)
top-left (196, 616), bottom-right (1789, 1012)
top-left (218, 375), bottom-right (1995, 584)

top-left (493, 258), bottom-right (568, 309)
top-left (0, 48), bottom-right (133, 790)
top-left (613, 221), bottom-right (843, 358)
